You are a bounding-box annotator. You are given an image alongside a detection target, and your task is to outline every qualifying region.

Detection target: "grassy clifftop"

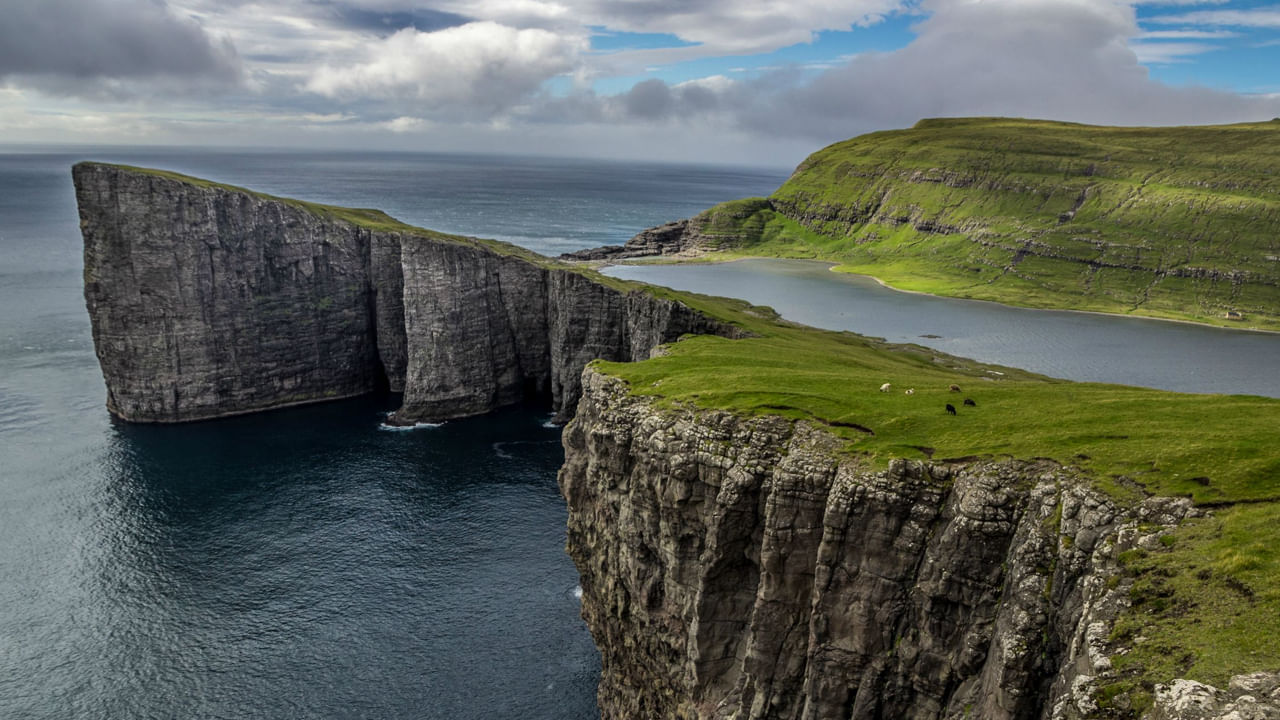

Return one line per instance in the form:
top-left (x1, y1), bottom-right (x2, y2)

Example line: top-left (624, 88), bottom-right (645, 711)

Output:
top-left (600, 287), bottom-right (1280, 714)
top-left (688, 118), bottom-right (1280, 329)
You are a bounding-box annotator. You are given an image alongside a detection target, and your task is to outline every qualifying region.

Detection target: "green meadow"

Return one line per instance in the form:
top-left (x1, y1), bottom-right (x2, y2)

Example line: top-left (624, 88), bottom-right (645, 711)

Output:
top-left (673, 117), bottom-right (1280, 331)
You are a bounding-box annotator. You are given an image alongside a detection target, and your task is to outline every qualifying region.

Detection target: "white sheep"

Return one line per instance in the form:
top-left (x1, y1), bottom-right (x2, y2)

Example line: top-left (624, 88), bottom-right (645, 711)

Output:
top-left (879, 383), bottom-right (891, 392)
top-left (905, 388), bottom-right (915, 395)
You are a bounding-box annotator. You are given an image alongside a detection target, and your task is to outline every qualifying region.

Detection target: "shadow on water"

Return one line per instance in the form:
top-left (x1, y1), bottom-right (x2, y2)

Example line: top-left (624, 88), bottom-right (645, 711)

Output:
top-left (58, 397), bottom-right (599, 720)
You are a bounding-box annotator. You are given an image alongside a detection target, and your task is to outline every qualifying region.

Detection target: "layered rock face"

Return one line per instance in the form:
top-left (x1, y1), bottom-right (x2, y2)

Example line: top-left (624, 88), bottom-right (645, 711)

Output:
top-left (560, 369), bottom-right (1196, 720)
top-left (74, 163), bottom-right (736, 423)
top-left (76, 163), bottom-right (401, 421)
top-left (561, 219), bottom-right (697, 261)
top-left (394, 240), bottom-right (734, 423)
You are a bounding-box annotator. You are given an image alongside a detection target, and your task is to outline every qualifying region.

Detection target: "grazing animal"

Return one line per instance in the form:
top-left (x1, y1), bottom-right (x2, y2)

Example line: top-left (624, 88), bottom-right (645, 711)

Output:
top-left (904, 388), bottom-right (915, 395)
top-left (946, 403), bottom-right (957, 415)
top-left (949, 384), bottom-right (961, 393)
top-left (963, 398), bottom-right (976, 407)
top-left (880, 383), bottom-right (891, 392)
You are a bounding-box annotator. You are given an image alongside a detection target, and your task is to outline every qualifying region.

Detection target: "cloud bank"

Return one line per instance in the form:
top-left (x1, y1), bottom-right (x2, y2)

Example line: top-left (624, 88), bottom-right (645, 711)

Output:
top-left (3, 0), bottom-right (1278, 163)
top-left (0, 0), bottom-right (241, 90)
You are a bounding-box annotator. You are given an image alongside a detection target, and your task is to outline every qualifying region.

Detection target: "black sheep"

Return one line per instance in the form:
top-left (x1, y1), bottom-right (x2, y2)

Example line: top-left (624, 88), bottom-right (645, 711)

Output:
top-left (946, 403), bottom-right (956, 415)
top-left (964, 398), bottom-right (976, 407)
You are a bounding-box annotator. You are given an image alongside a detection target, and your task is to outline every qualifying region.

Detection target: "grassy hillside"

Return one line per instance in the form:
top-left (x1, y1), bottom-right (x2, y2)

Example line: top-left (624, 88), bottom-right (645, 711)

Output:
top-left (682, 118), bottom-right (1280, 330)
top-left (597, 288), bottom-right (1280, 715)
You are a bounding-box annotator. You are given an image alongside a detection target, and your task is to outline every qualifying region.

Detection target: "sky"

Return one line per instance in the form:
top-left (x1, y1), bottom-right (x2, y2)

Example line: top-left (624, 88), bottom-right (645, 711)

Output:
top-left (1, 0), bottom-right (1278, 166)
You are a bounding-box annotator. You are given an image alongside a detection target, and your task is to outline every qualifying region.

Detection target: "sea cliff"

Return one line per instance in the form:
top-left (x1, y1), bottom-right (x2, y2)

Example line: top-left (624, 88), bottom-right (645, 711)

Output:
top-left (560, 369), bottom-right (1185, 719)
top-left (76, 162), bottom-right (1280, 719)
top-left (74, 162), bottom-right (736, 423)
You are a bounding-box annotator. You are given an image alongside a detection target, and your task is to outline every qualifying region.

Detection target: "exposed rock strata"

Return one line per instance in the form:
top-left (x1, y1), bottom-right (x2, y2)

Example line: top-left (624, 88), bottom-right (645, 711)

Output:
top-left (76, 163), bottom-right (399, 421)
top-left (559, 368), bottom-right (1200, 720)
top-left (561, 219), bottom-right (701, 261)
top-left (395, 239), bottom-right (736, 423)
top-left (74, 163), bottom-right (738, 423)
top-left (1149, 673), bottom-right (1280, 720)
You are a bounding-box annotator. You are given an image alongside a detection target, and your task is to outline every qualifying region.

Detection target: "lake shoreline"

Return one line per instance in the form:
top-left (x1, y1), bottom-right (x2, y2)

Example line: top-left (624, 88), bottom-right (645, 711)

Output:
top-left (599, 254), bottom-right (1280, 337)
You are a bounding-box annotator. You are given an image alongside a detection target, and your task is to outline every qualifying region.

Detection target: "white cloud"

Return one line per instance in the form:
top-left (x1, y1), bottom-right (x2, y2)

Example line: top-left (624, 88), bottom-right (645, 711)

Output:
top-left (1130, 40), bottom-right (1219, 62)
top-left (1129, 0), bottom-right (1231, 5)
top-left (673, 75), bottom-right (736, 93)
top-left (429, 0), bottom-right (906, 54)
top-left (1147, 9), bottom-right (1280, 27)
top-left (576, 0), bottom-right (1280, 145)
top-left (306, 21), bottom-right (585, 114)
top-left (384, 116), bottom-right (431, 132)
top-left (1134, 29), bottom-right (1239, 39)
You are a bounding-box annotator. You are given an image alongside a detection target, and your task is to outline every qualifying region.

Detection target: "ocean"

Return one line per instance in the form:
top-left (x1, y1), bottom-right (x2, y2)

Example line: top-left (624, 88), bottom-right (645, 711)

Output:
top-left (0, 148), bottom-right (789, 719)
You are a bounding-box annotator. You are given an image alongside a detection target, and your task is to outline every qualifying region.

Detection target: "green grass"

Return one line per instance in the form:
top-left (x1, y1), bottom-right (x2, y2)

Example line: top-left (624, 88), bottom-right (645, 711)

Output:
top-left (596, 287), bottom-right (1280, 708)
top-left (677, 118), bottom-right (1280, 331)
top-left (1105, 503), bottom-right (1280, 712)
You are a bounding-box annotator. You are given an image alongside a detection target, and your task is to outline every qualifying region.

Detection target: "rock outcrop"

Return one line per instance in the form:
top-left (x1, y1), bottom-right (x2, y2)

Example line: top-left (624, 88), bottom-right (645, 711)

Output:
top-left (74, 163), bottom-right (738, 423)
top-left (1149, 673), bottom-right (1280, 720)
top-left (561, 219), bottom-right (699, 261)
top-left (559, 368), bottom-right (1201, 720)
top-left (395, 238), bottom-right (735, 423)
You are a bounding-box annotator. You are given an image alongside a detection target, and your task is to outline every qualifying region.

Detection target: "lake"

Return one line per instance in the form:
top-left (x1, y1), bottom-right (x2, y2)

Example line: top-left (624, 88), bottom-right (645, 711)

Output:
top-left (606, 258), bottom-right (1280, 398)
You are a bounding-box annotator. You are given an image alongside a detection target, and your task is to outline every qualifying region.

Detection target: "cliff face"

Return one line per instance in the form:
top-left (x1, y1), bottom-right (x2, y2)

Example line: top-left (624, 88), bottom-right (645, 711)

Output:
top-left (74, 163), bottom-right (737, 423)
top-left (76, 163), bottom-right (400, 421)
top-left (559, 369), bottom-right (1198, 720)
top-left (393, 238), bottom-right (731, 423)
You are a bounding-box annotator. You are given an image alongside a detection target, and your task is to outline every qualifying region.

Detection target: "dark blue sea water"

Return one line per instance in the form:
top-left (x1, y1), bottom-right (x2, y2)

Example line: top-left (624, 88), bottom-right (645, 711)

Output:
top-left (0, 148), bottom-right (789, 719)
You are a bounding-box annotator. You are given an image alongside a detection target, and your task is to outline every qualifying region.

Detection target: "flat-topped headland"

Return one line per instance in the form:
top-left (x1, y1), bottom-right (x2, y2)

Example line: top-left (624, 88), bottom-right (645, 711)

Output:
top-left (75, 160), bottom-right (1280, 720)
top-left (74, 162), bottom-right (739, 425)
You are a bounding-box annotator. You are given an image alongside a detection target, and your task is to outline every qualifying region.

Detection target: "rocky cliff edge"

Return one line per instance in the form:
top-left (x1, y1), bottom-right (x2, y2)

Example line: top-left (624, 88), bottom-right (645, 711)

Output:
top-left (74, 162), bottom-right (740, 423)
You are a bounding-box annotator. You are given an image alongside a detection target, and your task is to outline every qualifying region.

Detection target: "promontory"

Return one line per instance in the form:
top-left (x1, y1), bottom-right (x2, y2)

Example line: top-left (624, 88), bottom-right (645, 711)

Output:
top-left (74, 156), bottom-right (1280, 719)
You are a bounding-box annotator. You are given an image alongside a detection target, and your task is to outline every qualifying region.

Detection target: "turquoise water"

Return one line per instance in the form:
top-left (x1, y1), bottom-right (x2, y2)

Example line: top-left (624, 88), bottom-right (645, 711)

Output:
top-left (0, 149), bottom-right (789, 719)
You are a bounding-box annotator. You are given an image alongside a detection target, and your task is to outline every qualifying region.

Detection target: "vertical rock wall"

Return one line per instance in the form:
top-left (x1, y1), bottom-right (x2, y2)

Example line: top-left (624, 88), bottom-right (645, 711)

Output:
top-left (76, 163), bottom-right (394, 421)
top-left (390, 238), bottom-right (741, 424)
top-left (74, 163), bottom-right (738, 424)
top-left (560, 369), bottom-right (1195, 720)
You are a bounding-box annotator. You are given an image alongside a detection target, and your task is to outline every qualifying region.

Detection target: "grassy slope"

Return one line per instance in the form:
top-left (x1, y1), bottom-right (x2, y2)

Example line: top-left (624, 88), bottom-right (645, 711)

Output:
top-left (684, 118), bottom-right (1280, 331)
top-left (105, 162), bottom-right (1279, 713)
top-left (599, 289), bottom-right (1280, 713)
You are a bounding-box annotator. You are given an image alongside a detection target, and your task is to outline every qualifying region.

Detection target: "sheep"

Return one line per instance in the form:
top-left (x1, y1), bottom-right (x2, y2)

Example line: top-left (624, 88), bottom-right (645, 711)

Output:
top-left (904, 388), bottom-right (915, 395)
top-left (880, 383), bottom-right (891, 392)
top-left (946, 403), bottom-right (957, 415)
top-left (963, 398), bottom-right (976, 407)
top-left (949, 384), bottom-right (962, 393)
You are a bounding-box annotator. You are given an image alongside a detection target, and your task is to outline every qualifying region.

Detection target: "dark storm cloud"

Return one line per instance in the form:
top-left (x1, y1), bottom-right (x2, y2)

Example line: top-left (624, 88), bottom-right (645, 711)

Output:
top-left (621, 79), bottom-right (675, 120)
top-left (321, 3), bottom-right (471, 35)
top-left (0, 0), bottom-right (242, 84)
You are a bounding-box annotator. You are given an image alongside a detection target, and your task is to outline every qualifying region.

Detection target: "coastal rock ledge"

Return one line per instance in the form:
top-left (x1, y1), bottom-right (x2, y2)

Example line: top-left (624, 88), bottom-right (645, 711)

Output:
top-left (560, 368), bottom-right (1216, 720)
top-left (73, 163), bottom-right (738, 424)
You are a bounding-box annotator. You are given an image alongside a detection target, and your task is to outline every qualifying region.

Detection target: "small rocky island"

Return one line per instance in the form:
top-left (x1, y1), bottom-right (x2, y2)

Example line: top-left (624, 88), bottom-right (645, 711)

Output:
top-left (75, 163), bottom-right (1280, 720)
